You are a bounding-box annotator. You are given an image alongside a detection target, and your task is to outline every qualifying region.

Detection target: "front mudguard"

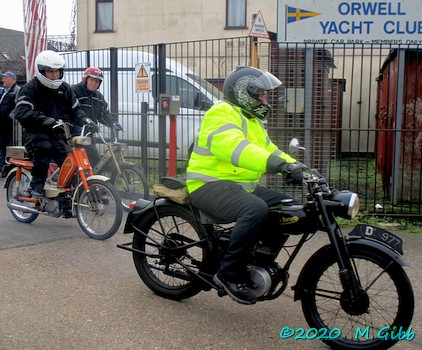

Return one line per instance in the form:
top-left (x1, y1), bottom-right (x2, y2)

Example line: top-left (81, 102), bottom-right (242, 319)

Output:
top-left (293, 238), bottom-right (407, 301)
top-left (124, 197), bottom-right (190, 234)
top-left (71, 175), bottom-right (111, 215)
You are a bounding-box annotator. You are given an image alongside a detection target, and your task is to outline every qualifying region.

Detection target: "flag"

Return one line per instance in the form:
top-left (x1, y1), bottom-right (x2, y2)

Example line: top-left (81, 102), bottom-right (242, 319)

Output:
top-left (287, 6), bottom-right (321, 24)
top-left (23, 0), bottom-right (47, 81)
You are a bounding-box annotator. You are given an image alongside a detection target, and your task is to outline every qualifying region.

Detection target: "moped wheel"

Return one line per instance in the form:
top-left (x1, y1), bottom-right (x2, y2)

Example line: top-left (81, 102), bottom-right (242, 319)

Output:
top-left (300, 245), bottom-right (414, 350)
top-left (75, 179), bottom-right (123, 240)
top-left (112, 163), bottom-right (149, 211)
top-left (132, 205), bottom-right (210, 300)
top-left (6, 172), bottom-right (39, 223)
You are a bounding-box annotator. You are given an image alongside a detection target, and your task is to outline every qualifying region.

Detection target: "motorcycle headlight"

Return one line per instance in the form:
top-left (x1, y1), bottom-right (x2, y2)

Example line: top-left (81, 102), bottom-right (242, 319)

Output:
top-left (329, 190), bottom-right (360, 219)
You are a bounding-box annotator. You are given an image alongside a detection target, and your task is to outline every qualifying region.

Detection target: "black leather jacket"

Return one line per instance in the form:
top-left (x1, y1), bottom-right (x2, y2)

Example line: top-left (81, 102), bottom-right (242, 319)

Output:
top-left (71, 82), bottom-right (113, 126)
top-left (14, 78), bottom-right (87, 135)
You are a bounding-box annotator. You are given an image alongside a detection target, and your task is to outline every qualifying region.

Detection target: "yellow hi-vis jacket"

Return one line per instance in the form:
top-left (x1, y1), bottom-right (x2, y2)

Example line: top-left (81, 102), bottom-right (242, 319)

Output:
top-left (186, 100), bottom-right (297, 194)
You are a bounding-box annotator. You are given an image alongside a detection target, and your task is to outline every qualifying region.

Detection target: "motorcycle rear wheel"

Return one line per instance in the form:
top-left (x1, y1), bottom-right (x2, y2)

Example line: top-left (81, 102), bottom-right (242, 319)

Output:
top-left (300, 246), bottom-right (414, 350)
top-left (111, 163), bottom-right (149, 212)
top-left (132, 205), bottom-right (210, 300)
top-left (75, 179), bottom-right (123, 240)
top-left (6, 172), bottom-right (39, 223)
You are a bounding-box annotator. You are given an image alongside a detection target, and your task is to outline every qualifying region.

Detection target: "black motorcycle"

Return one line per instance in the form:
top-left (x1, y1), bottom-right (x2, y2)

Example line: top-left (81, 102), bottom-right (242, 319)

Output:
top-left (118, 139), bottom-right (414, 350)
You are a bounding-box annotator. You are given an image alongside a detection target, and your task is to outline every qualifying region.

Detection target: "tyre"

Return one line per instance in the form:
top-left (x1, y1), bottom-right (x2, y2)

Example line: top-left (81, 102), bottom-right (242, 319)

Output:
top-left (6, 171), bottom-right (39, 223)
top-left (112, 163), bottom-right (149, 211)
top-left (132, 205), bottom-right (210, 300)
top-left (75, 179), bottom-right (123, 240)
top-left (300, 245), bottom-right (414, 350)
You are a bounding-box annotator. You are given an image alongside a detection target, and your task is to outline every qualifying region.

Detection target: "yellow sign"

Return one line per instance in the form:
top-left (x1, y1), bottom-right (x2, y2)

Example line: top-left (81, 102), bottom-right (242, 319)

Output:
top-left (135, 63), bottom-right (151, 93)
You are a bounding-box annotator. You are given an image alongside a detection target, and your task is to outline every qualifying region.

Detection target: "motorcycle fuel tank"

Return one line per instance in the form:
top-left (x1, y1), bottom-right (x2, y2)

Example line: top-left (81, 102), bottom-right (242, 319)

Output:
top-left (267, 204), bottom-right (308, 234)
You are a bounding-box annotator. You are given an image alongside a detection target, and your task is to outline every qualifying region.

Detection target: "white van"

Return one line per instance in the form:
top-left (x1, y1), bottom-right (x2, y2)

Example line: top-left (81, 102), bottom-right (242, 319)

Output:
top-left (61, 49), bottom-right (221, 160)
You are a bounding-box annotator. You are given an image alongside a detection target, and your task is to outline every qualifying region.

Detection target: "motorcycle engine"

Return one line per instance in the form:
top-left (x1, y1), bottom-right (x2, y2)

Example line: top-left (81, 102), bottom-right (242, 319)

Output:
top-left (42, 199), bottom-right (61, 217)
top-left (247, 266), bottom-right (272, 298)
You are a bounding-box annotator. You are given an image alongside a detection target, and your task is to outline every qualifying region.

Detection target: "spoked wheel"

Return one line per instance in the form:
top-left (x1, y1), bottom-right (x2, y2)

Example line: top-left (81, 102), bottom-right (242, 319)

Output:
top-left (300, 245), bottom-right (414, 350)
top-left (112, 164), bottom-right (149, 211)
top-left (6, 172), bottom-right (39, 223)
top-left (75, 179), bottom-right (123, 240)
top-left (132, 205), bottom-right (210, 300)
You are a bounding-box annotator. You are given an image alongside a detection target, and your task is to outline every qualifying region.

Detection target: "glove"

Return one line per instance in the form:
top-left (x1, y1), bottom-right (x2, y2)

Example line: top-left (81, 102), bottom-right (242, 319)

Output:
top-left (42, 117), bottom-right (58, 128)
top-left (283, 162), bottom-right (306, 186)
top-left (112, 122), bottom-right (123, 132)
top-left (42, 117), bottom-right (60, 133)
top-left (83, 118), bottom-right (99, 133)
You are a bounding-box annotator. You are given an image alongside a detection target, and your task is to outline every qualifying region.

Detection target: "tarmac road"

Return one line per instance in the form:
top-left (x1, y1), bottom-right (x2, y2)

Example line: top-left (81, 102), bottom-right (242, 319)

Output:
top-left (0, 177), bottom-right (420, 350)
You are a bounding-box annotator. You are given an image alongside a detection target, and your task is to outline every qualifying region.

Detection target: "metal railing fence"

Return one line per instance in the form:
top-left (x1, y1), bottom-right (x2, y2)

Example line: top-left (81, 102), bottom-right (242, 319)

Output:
top-left (11, 37), bottom-right (422, 217)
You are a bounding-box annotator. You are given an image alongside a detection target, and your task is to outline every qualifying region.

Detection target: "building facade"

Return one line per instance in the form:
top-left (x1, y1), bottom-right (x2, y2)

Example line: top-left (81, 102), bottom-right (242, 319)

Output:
top-left (76, 0), bottom-right (276, 50)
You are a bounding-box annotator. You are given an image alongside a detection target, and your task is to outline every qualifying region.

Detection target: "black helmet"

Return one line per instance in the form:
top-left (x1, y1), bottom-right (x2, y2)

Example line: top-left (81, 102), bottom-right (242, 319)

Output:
top-left (223, 66), bottom-right (282, 120)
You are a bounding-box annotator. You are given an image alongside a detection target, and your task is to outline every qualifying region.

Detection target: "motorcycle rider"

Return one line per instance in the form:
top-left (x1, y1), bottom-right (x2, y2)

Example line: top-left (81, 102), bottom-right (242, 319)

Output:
top-left (186, 66), bottom-right (306, 305)
top-left (14, 50), bottom-right (96, 198)
top-left (71, 67), bottom-right (122, 166)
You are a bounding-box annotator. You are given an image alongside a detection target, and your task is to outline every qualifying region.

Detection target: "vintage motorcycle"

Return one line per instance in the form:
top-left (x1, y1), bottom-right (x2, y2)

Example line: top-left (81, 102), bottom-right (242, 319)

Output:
top-left (118, 139), bottom-right (414, 350)
top-left (3, 121), bottom-right (123, 240)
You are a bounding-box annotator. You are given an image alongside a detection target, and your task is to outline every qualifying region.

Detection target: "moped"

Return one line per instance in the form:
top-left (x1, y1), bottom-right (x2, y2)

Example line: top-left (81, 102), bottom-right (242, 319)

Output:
top-left (3, 121), bottom-right (123, 240)
top-left (118, 138), bottom-right (414, 350)
top-left (91, 124), bottom-right (149, 211)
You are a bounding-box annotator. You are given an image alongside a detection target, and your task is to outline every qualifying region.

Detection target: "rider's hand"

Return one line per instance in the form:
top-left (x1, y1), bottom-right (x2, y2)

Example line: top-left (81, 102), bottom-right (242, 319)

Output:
top-left (42, 117), bottom-right (60, 133)
top-left (42, 117), bottom-right (58, 128)
top-left (283, 162), bottom-right (307, 186)
top-left (112, 122), bottom-right (123, 132)
top-left (83, 118), bottom-right (99, 133)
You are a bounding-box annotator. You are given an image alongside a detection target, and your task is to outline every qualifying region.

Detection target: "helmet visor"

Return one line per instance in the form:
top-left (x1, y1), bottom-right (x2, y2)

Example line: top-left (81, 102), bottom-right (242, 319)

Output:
top-left (248, 71), bottom-right (282, 94)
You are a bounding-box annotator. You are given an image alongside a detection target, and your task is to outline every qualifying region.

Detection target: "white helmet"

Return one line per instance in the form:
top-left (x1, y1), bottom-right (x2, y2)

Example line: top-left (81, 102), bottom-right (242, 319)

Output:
top-left (35, 50), bottom-right (65, 90)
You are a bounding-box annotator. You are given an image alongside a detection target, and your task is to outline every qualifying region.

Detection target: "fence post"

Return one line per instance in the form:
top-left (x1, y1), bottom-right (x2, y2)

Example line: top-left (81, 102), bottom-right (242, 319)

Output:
top-left (157, 44), bottom-right (167, 179)
top-left (109, 47), bottom-right (118, 120)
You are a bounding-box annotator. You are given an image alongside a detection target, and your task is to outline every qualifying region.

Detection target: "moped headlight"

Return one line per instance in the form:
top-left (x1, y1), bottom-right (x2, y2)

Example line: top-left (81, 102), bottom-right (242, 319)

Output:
top-left (329, 190), bottom-right (360, 219)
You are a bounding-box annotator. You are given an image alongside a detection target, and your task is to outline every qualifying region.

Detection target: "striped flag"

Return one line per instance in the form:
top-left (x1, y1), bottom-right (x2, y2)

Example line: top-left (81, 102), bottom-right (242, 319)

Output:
top-left (287, 6), bottom-right (321, 24)
top-left (23, 0), bottom-right (47, 81)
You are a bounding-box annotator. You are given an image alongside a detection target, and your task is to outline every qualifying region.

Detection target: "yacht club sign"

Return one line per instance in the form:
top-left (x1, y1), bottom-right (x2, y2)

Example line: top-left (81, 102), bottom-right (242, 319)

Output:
top-left (277, 0), bottom-right (422, 44)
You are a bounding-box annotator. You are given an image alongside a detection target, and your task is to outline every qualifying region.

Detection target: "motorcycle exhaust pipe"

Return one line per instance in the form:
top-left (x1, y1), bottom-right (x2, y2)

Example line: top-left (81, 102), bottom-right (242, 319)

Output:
top-left (7, 202), bottom-right (44, 215)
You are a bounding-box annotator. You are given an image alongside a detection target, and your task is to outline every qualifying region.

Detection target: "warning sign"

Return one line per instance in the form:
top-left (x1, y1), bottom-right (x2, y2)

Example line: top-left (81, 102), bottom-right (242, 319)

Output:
top-left (137, 65), bottom-right (148, 77)
top-left (249, 11), bottom-right (270, 39)
top-left (135, 63), bottom-right (151, 93)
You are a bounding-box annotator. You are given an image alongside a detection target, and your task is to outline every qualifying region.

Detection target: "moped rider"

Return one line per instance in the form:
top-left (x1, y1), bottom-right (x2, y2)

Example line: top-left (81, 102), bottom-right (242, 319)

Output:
top-left (71, 67), bottom-right (122, 166)
top-left (14, 50), bottom-right (95, 198)
top-left (186, 66), bottom-right (306, 305)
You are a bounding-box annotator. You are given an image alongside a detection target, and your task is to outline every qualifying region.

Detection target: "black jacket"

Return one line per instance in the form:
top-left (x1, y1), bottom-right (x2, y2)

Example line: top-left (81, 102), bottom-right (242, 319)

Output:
top-left (0, 83), bottom-right (20, 122)
top-left (14, 78), bottom-right (87, 135)
top-left (71, 82), bottom-right (113, 126)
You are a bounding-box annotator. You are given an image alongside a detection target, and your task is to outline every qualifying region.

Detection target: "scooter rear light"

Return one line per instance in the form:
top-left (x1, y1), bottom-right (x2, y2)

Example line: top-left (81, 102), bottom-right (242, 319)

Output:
top-left (129, 201), bottom-right (136, 209)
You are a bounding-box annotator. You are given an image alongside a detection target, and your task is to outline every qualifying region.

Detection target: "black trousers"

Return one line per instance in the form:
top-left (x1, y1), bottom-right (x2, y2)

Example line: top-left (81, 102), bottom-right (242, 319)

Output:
top-left (189, 180), bottom-right (295, 282)
top-left (24, 133), bottom-right (69, 191)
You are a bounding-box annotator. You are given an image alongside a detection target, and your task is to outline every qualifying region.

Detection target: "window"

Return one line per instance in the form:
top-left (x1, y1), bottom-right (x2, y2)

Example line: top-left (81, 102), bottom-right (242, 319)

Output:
top-left (226, 0), bottom-right (247, 28)
top-left (96, 0), bottom-right (113, 32)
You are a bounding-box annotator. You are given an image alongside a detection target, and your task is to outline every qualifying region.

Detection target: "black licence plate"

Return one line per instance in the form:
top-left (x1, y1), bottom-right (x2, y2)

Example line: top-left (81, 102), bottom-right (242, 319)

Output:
top-left (348, 224), bottom-right (403, 255)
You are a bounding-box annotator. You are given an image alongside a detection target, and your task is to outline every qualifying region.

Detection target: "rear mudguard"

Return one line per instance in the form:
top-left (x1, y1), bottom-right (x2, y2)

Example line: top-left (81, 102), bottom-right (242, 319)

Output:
top-left (4, 167), bottom-right (32, 189)
top-left (293, 239), bottom-right (407, 301)
top-left (124, 197), bottom-right (192, 234)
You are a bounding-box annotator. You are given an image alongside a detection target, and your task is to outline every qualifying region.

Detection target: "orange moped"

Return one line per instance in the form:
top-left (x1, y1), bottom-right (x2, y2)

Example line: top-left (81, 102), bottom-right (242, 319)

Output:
top-left (3, 121), bottom-right (123, 240)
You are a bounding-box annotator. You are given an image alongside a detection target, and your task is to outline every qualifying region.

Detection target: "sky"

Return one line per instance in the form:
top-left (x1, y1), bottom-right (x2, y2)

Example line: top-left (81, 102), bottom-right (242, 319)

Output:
top-left (0, 0), bottom-right (74, 36)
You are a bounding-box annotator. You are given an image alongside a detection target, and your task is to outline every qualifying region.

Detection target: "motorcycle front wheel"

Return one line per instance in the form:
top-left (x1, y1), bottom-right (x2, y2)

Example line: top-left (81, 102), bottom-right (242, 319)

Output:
top-left (300, 245), bottom-right (414, 350)
top-left (112, 163), bottom-right (149, 211)
top-left (6, 172), bottom-right (39, 223)
top-left (75, 179), bottom-right (123, 240)
top-left (132, 205), bottom-right (210, 300)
